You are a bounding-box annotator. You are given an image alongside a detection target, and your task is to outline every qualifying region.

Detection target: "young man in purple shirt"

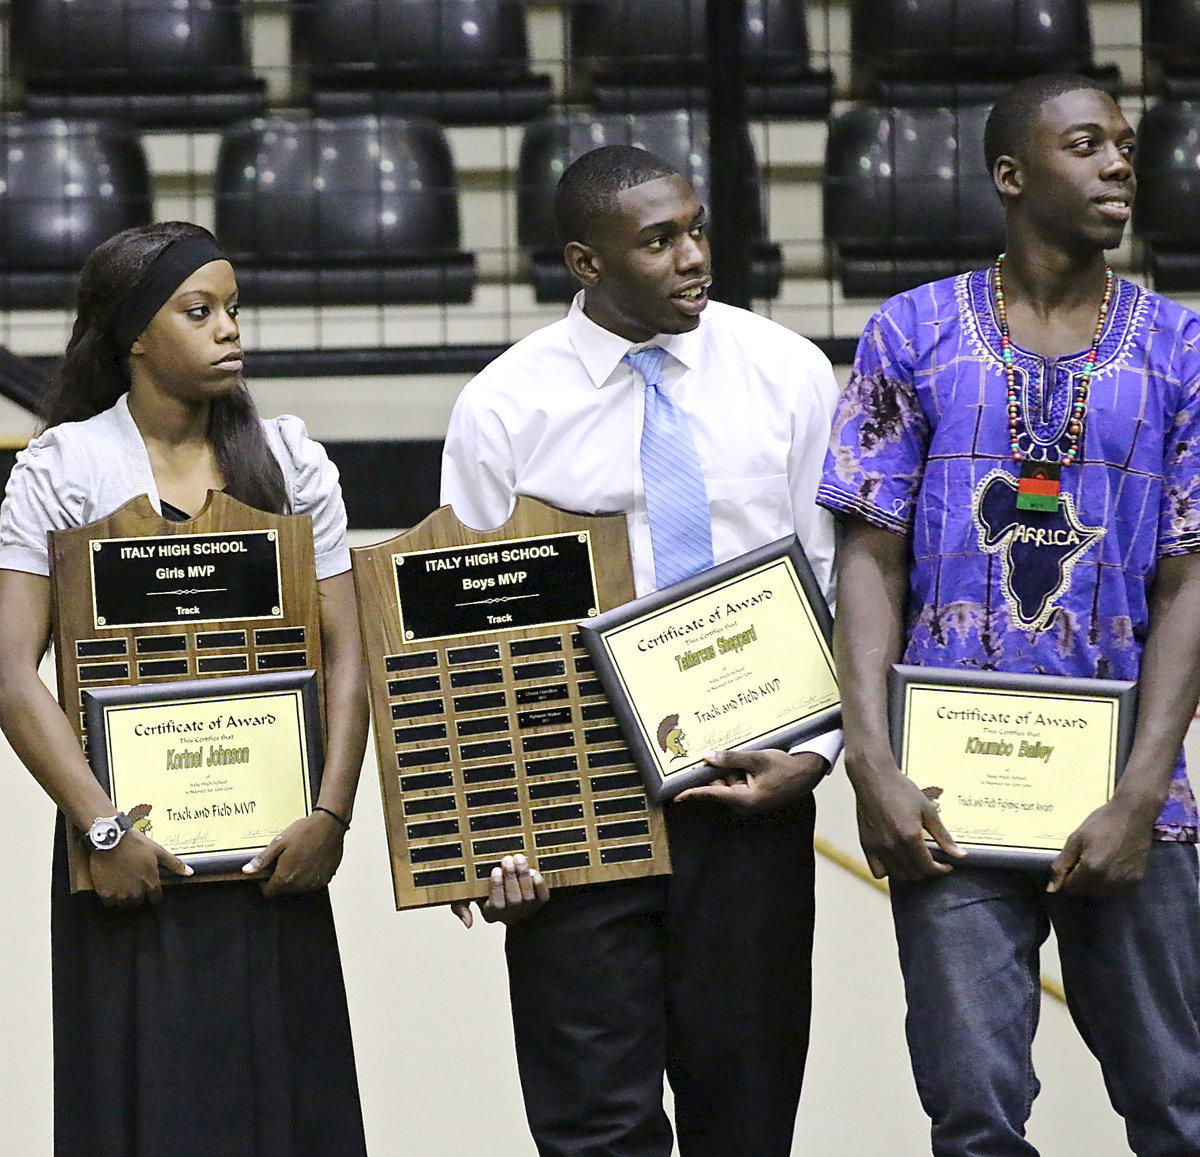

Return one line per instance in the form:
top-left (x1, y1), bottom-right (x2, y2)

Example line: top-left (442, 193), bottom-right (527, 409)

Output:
top-left (820, 74), bottom-right (1200, 1155)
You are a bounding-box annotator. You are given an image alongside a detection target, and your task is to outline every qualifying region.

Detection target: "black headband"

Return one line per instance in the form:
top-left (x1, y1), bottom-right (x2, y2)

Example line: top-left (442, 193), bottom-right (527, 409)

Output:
top-left (112, 235), bottom-right (228, 350)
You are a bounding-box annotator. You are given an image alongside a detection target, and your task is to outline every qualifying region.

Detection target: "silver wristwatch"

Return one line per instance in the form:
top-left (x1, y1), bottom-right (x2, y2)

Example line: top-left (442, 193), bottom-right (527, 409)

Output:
top-left (83, 813), bottom-right (133, 851)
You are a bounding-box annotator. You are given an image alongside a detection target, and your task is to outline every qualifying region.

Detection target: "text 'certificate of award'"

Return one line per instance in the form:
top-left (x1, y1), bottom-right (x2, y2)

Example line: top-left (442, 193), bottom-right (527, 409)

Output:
top-left (581, 538), bottom-right (840, 801)
top-left (84, 671), bottom-right (324, 874)
top-left (888, 665), bottom-right (1137, 868)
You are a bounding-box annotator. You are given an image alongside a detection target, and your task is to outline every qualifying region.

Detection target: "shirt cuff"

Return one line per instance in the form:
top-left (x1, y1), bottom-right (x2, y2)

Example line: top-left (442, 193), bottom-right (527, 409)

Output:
top-left (787, 727), bottom-right (843, 771)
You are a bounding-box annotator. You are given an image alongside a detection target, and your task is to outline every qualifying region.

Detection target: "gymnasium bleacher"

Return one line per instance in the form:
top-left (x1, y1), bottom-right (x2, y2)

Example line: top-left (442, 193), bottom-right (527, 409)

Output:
top-left (0, 1), bottom-right (1193, 529)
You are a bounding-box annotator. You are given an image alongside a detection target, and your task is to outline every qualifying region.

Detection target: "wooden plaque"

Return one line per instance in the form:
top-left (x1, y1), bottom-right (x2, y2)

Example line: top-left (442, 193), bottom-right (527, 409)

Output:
top-left (352, 497), bottom-right (672, 910)
top-left (50, 491), bottom-right (324, 892)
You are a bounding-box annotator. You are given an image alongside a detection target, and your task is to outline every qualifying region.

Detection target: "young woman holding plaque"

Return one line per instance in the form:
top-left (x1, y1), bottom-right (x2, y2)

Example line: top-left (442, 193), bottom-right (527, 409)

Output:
top-left (0, 222), bottom-right (369, 1156)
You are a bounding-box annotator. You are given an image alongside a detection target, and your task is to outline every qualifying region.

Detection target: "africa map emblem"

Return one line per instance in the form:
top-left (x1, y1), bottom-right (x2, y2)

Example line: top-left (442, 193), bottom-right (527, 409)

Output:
top-left (973, 469), bottom-right (1105, 632)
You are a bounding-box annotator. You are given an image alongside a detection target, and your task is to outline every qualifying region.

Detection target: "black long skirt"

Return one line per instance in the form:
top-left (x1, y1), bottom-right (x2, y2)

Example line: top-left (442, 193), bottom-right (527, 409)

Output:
top-left (50, 820), bottom-right (367, 1157)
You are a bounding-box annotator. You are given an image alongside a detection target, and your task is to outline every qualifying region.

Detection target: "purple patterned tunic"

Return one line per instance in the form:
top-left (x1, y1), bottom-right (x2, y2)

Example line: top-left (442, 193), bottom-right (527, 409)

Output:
top-left (820, 270), bottom-right (1200, 839)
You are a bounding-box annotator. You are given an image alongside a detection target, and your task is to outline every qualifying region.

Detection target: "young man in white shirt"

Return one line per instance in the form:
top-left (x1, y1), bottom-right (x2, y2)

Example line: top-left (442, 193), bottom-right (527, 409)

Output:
top-left (440, 145), bottom-right (839, 1157)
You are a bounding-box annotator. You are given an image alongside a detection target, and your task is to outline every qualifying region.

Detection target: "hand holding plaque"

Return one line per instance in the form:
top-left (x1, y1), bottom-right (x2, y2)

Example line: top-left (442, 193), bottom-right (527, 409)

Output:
top-left (50, 491), bottom-right (327, 890)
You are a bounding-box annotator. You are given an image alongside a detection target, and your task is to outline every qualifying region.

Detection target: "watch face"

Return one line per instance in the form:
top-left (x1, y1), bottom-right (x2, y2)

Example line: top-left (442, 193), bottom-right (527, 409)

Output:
top-left (88, 818), bottom-right (122, 850)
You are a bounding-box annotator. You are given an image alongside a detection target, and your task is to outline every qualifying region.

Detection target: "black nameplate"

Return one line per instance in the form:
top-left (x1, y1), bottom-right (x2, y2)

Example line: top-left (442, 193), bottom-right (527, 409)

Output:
top-left (386, 651), bottom-right (438, 672)
top-left (472, 836), bottom-right (524, 857)
top-left (392, 697), bottom-right (444, 719)
top-left (594, 795), bottom-right (644, 815)
top-left (403, 794), bottom-right (456, 816)
top-left (532, 803), bottom-right (584, 824)
top-left (393, 532), bottom-right (598, 641)
top-left (76, 639), bottom-right (127, 658)
top-left (601, 844), bottom-right (653, 864)
top-left (397, 747), bottom-right (451, 768)
top-left (137, 658), bottom-right (189, 678)
top-left (135, 634), bottom-right (186, 654)
top-left (526, 755), bottom-right (579, 776)
top-left (401, 770), bottom-right (455, 791)
top-left (535, 827), bottom-right (587, 848)
top-left (509, 636), bottom-right (563, 657)
top-left (516, 683), bottom-right (569, 705)
top-left (591, 772), bottom-right (643, 792)
top-left (587, 750), bottom-right (631, 770)
top-left (410, 842), bottom-right (463, 864)
top-left (466, 787), bottom-right (519, 808)
top-left (469, 811), bottom-right (522, 832)
top-left (448, 643), bottom-right (500, 665)
top-left (412, 866), bottom-right (466, 887)
top-left (459, 738), bottom-right (513, 760)
top-left (597, 819), bottom-right (650, 841)
top-left (457, 715), bottom-right (510, 737)
top-left (197, 630), bottom-right (246, 649)
top-left (255, 626), bottom-right (305, 647)
top-left (523, 730), bottom-right (574, 752)
top-left (518, 707), bottom-right (573, 729)
top-left (528, 778), bottom-right (580, 799)
top-left (537, 850), bottom-right (591, 871)
top-left (393, 722), bottom-right (448, 744)
top-left (406, 818), bottom-right (460, 839)
top-left (256, 650), bottom-right (306, 671)
top-left (454, 691), bottom-right (507, 712)
top-left (198, 654), bottom-right (248, 674)
top-left (90, 530), bottom-right (281, 629)
top-left (389, 675), bottom-right (441, 696)
top-left (462, 762), bottom-right (517, 785)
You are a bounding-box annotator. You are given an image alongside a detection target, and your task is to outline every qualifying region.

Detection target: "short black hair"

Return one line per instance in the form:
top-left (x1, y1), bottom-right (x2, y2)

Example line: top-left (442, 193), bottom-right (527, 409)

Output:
top-left (983, 73), bottom-right (1105, 173)
top-left (554, 145), bottom-right (682, 249)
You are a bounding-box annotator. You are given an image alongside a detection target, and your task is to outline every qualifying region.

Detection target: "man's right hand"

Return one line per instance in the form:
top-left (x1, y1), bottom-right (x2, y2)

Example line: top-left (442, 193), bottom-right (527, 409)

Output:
top-left (88, 828), bottom-right (193, 908)
top-left (851, 761), bottom-right (966, 881)
top-left (450, 853), bottom-right (549, 928)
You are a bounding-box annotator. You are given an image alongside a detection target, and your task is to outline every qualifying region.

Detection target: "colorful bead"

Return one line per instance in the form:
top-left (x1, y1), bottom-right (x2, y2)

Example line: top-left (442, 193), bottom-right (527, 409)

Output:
top-left (993, 254), bottom-right (1110, 470)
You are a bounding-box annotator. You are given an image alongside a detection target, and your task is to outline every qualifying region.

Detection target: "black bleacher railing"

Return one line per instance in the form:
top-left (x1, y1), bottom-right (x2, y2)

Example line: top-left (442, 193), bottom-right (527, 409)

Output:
top-left (0, 1), bottom-right (1191, 525)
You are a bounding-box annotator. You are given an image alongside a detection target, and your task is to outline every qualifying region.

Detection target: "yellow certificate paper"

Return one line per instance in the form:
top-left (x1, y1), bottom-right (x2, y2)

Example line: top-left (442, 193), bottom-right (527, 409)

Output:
top-left (84, 672), bottom-right (322, 874)
top-left (581, 538), bottom-right (840, 800)
top-left (889, 664), bottom-right (1137, 867)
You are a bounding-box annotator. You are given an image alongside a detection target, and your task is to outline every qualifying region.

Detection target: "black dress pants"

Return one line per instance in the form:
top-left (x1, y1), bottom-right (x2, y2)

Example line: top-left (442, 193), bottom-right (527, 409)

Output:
top-left (506, 793), bottom-right (817, 1157)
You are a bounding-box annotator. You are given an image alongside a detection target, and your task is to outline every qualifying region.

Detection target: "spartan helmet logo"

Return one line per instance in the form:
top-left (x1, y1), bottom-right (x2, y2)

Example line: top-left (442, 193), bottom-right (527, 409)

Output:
top-left (656, 713), bottom-right (688, 760)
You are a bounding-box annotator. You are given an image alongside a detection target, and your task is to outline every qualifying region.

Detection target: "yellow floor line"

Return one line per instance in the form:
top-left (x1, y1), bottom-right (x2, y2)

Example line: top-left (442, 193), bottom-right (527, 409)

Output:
top-left (814, 835), bottom-right (1066, 1003)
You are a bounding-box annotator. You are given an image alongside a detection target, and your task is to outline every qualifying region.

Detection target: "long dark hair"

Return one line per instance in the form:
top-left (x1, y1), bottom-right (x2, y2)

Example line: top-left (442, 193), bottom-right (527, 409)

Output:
top-left (40, 221), bottom-right (288, 515)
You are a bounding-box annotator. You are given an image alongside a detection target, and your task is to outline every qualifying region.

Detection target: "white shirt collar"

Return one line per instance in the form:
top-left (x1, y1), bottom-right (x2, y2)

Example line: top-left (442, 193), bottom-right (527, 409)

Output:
top-left (565, 291), bottom-right (705, 389)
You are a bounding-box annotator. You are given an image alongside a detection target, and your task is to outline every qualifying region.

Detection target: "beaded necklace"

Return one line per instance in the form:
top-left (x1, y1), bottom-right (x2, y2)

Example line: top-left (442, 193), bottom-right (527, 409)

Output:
top-left (992, 252), bottom-right (1113, 512)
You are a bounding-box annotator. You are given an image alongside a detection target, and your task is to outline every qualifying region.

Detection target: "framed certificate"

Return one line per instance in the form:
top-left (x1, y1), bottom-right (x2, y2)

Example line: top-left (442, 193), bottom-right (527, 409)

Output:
top-left (579, 537), bottom-right (840, 801)
top-left (83, 671), bottom-right (324, 875)
top-left (888, 664), bottom-right (1137, 868)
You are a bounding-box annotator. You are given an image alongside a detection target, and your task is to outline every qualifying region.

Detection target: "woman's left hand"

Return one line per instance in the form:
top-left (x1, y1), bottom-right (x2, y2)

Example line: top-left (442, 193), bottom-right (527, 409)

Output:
top-left (242, 809), bottom-right (347, 896)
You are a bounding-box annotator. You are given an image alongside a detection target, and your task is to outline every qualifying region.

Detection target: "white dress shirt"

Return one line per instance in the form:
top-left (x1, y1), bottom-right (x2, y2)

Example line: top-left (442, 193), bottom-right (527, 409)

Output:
top-left (0, 393), bottom-right (350, 580)
top-left (441, 293), bottom-right (841, 765)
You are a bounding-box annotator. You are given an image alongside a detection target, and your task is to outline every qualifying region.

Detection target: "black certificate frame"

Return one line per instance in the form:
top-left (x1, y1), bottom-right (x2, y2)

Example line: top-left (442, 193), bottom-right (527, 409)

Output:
top-left (888, 664), bottom-right (1138, 869)
top-left (579, 536), bottom-right (840, 802)
top-left (83, 670), bottom-right (325, 876)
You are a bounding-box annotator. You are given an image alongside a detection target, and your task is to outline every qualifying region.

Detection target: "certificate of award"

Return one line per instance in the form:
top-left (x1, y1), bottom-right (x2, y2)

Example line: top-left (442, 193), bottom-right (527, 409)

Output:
top-left (888, 665), bottom-right (1137, 867)
top-left (84, 671), bottom-right (324, 874)
top-left (580, 537), bottom-right (840, 801)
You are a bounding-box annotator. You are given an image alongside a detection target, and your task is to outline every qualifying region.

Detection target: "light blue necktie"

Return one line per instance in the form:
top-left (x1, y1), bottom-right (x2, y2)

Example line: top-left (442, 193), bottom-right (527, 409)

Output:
top-left (625, 347), bottom-right (715, 589)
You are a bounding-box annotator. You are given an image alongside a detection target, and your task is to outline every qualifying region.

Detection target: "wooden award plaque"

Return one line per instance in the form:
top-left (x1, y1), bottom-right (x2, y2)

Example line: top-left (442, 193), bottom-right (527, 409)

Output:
top-left (49, 491), bottom-right (324, 892)
top-left (352, 497), bottom-right (672, 910)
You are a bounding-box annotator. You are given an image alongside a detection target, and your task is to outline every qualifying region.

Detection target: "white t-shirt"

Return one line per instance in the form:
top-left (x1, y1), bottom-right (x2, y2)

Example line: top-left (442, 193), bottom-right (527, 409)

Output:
top-left (0, 392), bottom-right (350, 580)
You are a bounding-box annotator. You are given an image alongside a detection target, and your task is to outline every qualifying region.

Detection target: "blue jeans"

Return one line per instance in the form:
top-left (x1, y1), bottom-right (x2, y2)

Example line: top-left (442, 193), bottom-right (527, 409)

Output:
top-left (890, 842), bottom-right (1200, 1157)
